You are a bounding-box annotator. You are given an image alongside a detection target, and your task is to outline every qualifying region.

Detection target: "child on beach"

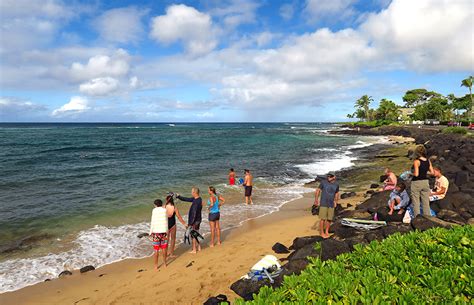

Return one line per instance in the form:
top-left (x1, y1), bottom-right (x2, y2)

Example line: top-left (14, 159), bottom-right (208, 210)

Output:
top-left (165, 195), bottom-right (187, 258)
top-left (382, 167), bottom-right (397, 191)
top-left (429, 166), bottom-right (449, 202)
top-left (229, 168), bottom-right (236, 185)
top-left (149, 199), bottom-right (171, 269)
top-left (207, 186), bottom-right (225, 247)
top-left (387, 182), bottom-right (410, 215)
top-left (177, 188), bottom-right (203, 254)
top-left (314, 173), bottom-right (339, 238)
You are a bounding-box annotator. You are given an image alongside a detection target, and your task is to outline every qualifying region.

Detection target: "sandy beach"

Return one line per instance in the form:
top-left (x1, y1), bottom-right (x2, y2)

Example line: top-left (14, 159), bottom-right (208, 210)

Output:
top-left (0, 136), bottom-right (414, 305)
top-left (0, 193), bottom-right (322, 305)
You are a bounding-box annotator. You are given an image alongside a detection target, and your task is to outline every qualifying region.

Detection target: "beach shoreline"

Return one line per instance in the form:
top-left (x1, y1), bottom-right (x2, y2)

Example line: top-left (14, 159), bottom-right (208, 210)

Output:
top-left (0, 134), bottom-right (414, 304)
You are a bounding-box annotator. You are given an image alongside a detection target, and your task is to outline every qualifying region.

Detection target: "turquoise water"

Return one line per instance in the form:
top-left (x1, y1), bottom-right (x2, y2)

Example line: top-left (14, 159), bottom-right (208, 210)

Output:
top-left (0, 123), bottom-right (376, 292)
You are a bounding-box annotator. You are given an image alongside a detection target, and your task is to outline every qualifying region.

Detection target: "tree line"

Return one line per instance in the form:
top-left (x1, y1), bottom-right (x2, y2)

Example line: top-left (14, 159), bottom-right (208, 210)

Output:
top-left (347, 76), bottom-right (473, 123)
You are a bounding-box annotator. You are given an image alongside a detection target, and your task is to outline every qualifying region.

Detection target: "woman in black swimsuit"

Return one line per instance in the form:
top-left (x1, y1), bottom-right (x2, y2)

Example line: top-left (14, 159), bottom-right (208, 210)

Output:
top-left (165, 195), bottom-right (186, 258)
top-left (410, 145), bottom-right (434, 216)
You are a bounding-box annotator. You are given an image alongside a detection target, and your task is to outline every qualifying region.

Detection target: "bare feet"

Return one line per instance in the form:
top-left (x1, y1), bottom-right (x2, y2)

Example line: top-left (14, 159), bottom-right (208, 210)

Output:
top-left (388, 211), bottom-right (393, 215)
top-left (398, 210), bottom-right (404, 215)
top-left (217, 242), bottom-right (221, 245)
top-left (168, 254), bottom-right (177, 258)
top-left (210, 244), bottom-right (214, 248)
top-left (189, 251), bottom-right (197, 254)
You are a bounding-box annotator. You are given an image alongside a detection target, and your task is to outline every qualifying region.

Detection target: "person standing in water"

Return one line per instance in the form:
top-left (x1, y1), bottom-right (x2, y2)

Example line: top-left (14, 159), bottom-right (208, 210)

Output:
top-left (243, 169), bottom-right (253, 205)
top-left (207, 186), bottom-right (225, 247)
top-left (165, 195), bottom-right (186, 258)
top-left (149, 199), bottom-right (171, 269)
top-left (228, 168), bottom-right (236, 185)
top-left (177, 188), bottom-right (203, 254)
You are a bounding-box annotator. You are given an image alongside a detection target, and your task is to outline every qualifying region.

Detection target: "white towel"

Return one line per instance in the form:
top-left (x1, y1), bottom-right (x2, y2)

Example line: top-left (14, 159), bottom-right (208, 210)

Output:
top-left (149, 207), bottom-right (168, 234)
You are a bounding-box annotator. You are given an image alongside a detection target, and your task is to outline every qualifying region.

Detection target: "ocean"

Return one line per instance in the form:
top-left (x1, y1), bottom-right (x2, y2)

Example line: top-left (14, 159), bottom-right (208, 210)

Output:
top-left (0, 123), bottom-right (381, 293)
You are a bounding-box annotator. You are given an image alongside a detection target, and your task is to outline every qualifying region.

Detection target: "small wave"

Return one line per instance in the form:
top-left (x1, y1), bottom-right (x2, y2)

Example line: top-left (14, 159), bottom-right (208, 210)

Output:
top-left (296, 153), bottom-right (355, 176)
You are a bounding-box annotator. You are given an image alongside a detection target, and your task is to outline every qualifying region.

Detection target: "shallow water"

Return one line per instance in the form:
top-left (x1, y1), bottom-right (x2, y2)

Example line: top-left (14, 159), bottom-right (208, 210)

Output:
top-left (0, 123), bottom-right (381, 292)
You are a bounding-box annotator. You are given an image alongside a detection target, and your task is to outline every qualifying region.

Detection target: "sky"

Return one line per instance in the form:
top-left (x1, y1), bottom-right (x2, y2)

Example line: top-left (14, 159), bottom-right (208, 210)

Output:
top-left (0, 0), bottom-right (473, 122)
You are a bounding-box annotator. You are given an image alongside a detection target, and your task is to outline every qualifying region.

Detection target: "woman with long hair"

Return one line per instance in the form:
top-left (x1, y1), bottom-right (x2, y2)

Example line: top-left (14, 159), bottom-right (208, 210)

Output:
top-left (165, 194), bottom-right (186, 257)
top-left (410, 145), bottom-right (434, 216)
top-left (207, 186), bottom-right (225, 247)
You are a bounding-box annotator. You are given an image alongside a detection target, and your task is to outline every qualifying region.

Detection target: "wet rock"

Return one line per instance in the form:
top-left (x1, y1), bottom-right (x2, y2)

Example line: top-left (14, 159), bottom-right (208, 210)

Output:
top-left (370, 183), bottom-right (380, 189)
top-left (411, 215), bottom-right (456, 231)
top-left (58, 270), bottom-right (72, 278)
top-left (289, 236), bottom-right (323, 251)
top-left (80, 265), bottom-right (95, 273)
top-left (137, 233), bottom-right (148, 239)
top-left (44, 279), bottom-right (51, 282)
top-left (272, 242), bottom-right (290, 254)
top-left (320, 239), bottom-right (351, 261)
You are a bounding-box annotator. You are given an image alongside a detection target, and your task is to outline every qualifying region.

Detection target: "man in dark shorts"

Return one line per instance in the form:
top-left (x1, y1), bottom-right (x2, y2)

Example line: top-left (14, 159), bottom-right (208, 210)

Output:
top-left (177, 187), bottom-right (203, 253)
top-left (243, 169), bottom-right (253, 205)
top-left (313, 173), bottom-right (339, 238)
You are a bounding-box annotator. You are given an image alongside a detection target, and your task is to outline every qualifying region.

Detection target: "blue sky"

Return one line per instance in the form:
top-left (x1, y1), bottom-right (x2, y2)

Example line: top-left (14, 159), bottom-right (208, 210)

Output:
top-left (0, 0), bottom-right (472, 122)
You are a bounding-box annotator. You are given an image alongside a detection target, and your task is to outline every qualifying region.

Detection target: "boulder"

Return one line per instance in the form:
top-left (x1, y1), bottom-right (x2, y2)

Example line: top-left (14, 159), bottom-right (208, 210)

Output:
top-left (230, 278), bottom-right (269, 301)
top-left (289, 236), bottom-right (324, 251)
top-left (455, 171), bottom-right (469, 186)
top-left (80, 265), bottom-right (95, 273)
top-left (364, 231), bottom-right (384, 243)
top-left (329, 221), bottom-right (360, 239)
top-left (282, 258), bottom-right (310, 275)
top-left (463, 163), bottom-right (474, 174)
top-left (336, 209), bottom-right (371, 220)
top-left (411, 215), bottom-right (456, 231)
top-left (319, 239), bottom-right (351, 261)
top-left (340, 192), bottom-right (351, 199)
top-left (366, 190), bottom-right (375, 195)
top-left (344, 235), bottom-right (367, 250)
top-left (381, 224), bottom-right (412, 238)
top-left (272, 242), bottom-right (290, 254)
top-left (375, 207), bottom-right (404, 222)
top-left (356, 191), bottom-right (390, 212)
top-left (335, 204), bottom-right (344, 214)
top-left (289, 243), bottom-right (320, 261)
top-left (436, 210), bottom-right (466, 225)
top-left (380, 175), bottom-right (388, 183)
top-left (349, 192), bottom-right (357, 197)
top-left (137, 233), bottom-right (148, 239)
top-left (203, 294), bottom-right (229, 305)
top-left (370, 183), bottom-right (380, 189)
top-left (58, 270), bottom-right (72, 278)
top-left (460, 212), bottom-right (472, 221)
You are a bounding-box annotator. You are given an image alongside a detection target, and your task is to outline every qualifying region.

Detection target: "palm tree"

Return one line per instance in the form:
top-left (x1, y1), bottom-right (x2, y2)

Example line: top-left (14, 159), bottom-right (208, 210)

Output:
top-left (355, 95), bottom-right (373, 121)
top-left (461, 76), bottom-right (473, 120)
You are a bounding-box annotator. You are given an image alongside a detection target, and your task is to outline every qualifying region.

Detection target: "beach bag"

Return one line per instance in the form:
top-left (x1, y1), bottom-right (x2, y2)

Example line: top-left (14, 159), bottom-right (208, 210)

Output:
top-left (403, 210), bottom-right (412, 223)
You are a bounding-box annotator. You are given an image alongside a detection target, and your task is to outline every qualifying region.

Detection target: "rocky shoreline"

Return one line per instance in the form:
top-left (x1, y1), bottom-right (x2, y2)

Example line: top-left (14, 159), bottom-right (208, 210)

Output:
top-left (211, 126), bottom-right (473, 303)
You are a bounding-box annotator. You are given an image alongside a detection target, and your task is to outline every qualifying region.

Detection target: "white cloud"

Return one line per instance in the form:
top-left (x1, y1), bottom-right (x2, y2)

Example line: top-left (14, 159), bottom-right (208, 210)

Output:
top-left (94, 7), bottom-right (147, 44)
top-left (209, 0), bottom-right (261, 28)
top-left (0, 97), bottom-right (48, 119)
top-left (279, 3), bottom-right (295, 21)
top-left (51, 96), bottom-right (90, 116)
top-left (150, 4), bottom-right (217, 56)
top-left (304, 0), bottom-right (355, 20)
top-left (79, 77), bottom-right (119, 96)
top-left (69, 49), bottom-right (130, 82)
top-left (361, 0), bottom-right (474, 72)
top-left (197, 111), bottom-right (215, 118)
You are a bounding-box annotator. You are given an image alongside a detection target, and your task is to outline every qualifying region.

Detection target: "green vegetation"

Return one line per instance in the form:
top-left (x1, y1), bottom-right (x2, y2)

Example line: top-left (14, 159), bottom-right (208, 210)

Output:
top-left (442, 126), bottom-right (468, 135)
top-left (347, 76), bottom-right (473, 124)
top-left (237, 225), bottom-right (473, 304)
top-left (345, 120), bottom-right (397, 128)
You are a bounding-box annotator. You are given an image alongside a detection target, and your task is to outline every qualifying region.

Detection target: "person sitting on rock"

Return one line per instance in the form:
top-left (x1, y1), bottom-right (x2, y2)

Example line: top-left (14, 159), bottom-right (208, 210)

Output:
top-left (429, 166), bottom-right (449, 202)
top-left (382, 167), bottom-right (397, 191)
top-left (388, 182), bottom-right (410, 215)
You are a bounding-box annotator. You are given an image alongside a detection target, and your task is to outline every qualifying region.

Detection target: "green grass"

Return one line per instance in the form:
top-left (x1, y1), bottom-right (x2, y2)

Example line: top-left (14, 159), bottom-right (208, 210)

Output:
top-left (236, 225), bottom-right (473, 304)
top-left (442, 126), bottom-right (468, 135)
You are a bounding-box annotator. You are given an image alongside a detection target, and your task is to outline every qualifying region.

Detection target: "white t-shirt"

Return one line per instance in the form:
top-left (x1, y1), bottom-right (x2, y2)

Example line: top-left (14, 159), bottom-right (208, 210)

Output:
top-left (433, 175), bottom-right (449, 199)
top-left (150, 207), bottom-right (168, 234)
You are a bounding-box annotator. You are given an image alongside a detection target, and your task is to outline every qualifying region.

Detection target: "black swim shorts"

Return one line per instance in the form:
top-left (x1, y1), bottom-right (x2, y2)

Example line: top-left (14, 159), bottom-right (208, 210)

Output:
top-left (209, 212), bottom-right (220, 221)
top-left (245, 185), bottom-right (253, 197)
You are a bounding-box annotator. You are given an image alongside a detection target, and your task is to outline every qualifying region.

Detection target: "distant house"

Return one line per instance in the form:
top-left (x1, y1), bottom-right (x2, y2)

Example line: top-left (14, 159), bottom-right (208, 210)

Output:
top-left (398, 107), bottom-right (415, 123)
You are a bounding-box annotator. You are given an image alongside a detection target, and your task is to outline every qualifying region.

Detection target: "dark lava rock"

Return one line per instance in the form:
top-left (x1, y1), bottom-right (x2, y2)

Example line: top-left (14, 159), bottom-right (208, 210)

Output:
top-left (436, 209), bottom-right (466, 225)
top-left (366, 190), bottom-right (375, 195)
top-left (137, 233), bottom-right (148, 239)
top-left (335, 204), bottom-right (344, 213)
top-left (283, 258), bottom-right (310, 275)
top-left (344, 235), bottom-right (367, 250)
top-left (468, 218), bottom-right (474, 225)
top-left (364, 230), bottom-right (384, 243)
top-left (203, 294), bottom-right (230, 305)
top-left (411, 215), bottom-right (455, 231)
top-left (272, 242), bottom-right (290, 254)
top-left (320, 239), bottom-right (351, 261)
top-left (80, 265), bottom-right (95, 273)
top-left (375, 207), bottom-right (404, 222)
top-left (340, 192), bottom-right (351, 199)
top-left (370, 183), bottom-right (380, 189)
top-left (455, 171), bottom-right (470, 186)
top-left (380, 175), bottom-right (388, 183)
top-left (44, 279), bottom-right (51, 282)
top-left (463, 163), bottom-right (474, 173)
top-left (381, 224), bottom-right (412, 238)
top-left (230, 278), bottom-right (269, 301)
top-left (289, 235), bottom-right (323, 251)
top-left (329, 221), bottom-right (360, 239)
top-left (289, 243), bottom-right (320, 261)
top-left (356, 191), bottom-right (390, 212)
top-left (58, 270), bottom-right (72, 278)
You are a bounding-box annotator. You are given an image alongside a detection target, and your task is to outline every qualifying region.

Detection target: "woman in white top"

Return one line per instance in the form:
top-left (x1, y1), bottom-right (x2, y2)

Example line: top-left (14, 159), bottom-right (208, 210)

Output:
top-left (149, 199), bottom-right (173, 269)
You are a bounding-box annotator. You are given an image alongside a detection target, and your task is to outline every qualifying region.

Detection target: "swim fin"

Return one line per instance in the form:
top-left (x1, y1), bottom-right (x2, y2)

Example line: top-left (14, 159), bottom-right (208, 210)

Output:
top-left (190, 229), bottom-right (204, 244)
